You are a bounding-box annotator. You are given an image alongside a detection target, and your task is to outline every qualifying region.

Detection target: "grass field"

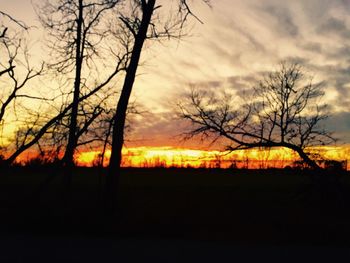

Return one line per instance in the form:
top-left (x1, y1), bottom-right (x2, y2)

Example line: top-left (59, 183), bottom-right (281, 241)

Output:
top-left (0, 167), bottom-right (350, 247)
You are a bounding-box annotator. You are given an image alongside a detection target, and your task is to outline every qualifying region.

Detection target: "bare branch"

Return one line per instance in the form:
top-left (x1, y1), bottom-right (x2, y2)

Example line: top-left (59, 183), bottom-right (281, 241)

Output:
top-left (0, 11), bottom-right (29, 30)
top-left (180, 63), bottom-right (334, 169)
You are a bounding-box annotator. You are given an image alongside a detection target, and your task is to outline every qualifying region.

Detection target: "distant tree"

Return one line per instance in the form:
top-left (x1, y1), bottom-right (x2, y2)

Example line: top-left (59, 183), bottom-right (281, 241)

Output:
top-left (180, 63), bottom-right (335, 170)
top-left (106, 0), bottom-right (211, 213)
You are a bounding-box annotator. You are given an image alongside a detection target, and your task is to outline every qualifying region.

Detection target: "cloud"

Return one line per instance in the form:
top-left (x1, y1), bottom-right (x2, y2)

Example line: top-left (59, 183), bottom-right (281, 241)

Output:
top-left (126, 111), bottom-right (187, 148)
top-left (132, 0), bottom-right (350, 144)
top-left (298, 42), bottom-right (323, 54)
top-left (317, 17), bottom-right (350, 38)
top-left (300, 62), bottom-right (350, 111)
top-left (323, 111), bottom-right (350, 142)
top-left (263, 5), bottom-right (299, 37)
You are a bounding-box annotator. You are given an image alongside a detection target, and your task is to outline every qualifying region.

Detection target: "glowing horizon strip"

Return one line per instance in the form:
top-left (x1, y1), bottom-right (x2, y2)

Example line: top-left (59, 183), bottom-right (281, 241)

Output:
top-left (76, 145), bottom-right (350, 170)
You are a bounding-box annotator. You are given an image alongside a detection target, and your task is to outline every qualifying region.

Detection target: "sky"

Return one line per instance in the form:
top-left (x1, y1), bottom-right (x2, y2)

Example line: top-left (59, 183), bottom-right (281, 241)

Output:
top-left (2, 0), bottom-right (350, 152)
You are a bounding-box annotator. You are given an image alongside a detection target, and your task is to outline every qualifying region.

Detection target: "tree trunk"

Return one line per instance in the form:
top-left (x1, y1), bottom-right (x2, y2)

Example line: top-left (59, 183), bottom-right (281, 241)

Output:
top-left (61, 0), bottom-right (84, 188)
top-left (282, 142), bottom-right (321, 170)
top-left (294, 147), bottom-right (321, 170)
top-left (105, 0), bottom-right (155, 214)
top-left (3, 63), bottom-right (120, 167)
top-left (250, 142), bottom-right (322, 170)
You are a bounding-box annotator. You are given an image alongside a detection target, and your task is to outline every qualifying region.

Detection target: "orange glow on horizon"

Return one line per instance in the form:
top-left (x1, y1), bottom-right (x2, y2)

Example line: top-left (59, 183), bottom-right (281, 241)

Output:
top-left (76, 145), bottom-right (350, 170)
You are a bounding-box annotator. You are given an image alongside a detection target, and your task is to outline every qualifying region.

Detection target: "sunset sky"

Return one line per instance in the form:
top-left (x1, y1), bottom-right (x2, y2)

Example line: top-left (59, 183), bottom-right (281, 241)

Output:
top-left (1, 0), bottom-right (350, 166)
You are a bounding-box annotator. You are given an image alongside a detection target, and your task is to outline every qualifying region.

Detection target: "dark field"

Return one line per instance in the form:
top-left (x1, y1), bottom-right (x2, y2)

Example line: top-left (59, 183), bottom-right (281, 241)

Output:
top-left (1, 167), bottom-right (350, 261)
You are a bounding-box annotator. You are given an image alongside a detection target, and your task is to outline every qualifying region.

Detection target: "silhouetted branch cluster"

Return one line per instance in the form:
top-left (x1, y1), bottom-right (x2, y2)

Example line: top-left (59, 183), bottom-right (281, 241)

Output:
top-left (0, 11), bottom-right (28, 39)
top-left (36, 0), bottom-right (119, 73)
top-left (1, 0), bottom-right (210, 180)
top-left (117, 0), bottom-right (210, 41)
top-left (0, 12), bottom-right (45, 159)
top-left (180, 63), bottom-right (335, 169)
top-left (2, 57), bottom-right (125, 165)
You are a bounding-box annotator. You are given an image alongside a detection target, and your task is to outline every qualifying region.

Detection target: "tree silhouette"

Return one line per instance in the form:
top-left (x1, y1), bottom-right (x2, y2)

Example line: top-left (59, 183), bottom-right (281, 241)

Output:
top-left (106, 0), bottom-right (210, 213)
top-left (2, 56), bottom-right (126, 166)
top-left (0, 11), bottom-right (44, 160)
top-left (36, 0), bottom-right (119, 171)
top-left (180, 63), bottom-right (335, 169)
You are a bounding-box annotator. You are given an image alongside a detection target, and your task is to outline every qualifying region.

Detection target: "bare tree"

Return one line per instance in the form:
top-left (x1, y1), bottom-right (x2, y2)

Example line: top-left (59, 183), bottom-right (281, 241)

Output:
top-left (0, 11), bottom-right (45, 160)
top-left (1, 11), bottom-right (34, 118)
top-left (36, 0), bottom-right (120, 170)
top-left (106, 0), bottom-right (210, 213)
top-left (180, 63), bottom-right (335, 170)
top-left (0, 4), bottom-right (135, 168)
top-left (2, 55), bottom-right (127, 166)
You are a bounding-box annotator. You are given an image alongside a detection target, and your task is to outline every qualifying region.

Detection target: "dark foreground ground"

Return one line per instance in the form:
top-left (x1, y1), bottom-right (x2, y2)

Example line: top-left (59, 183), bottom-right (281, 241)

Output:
top-left (0, 167), bottom-right (350, 262)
